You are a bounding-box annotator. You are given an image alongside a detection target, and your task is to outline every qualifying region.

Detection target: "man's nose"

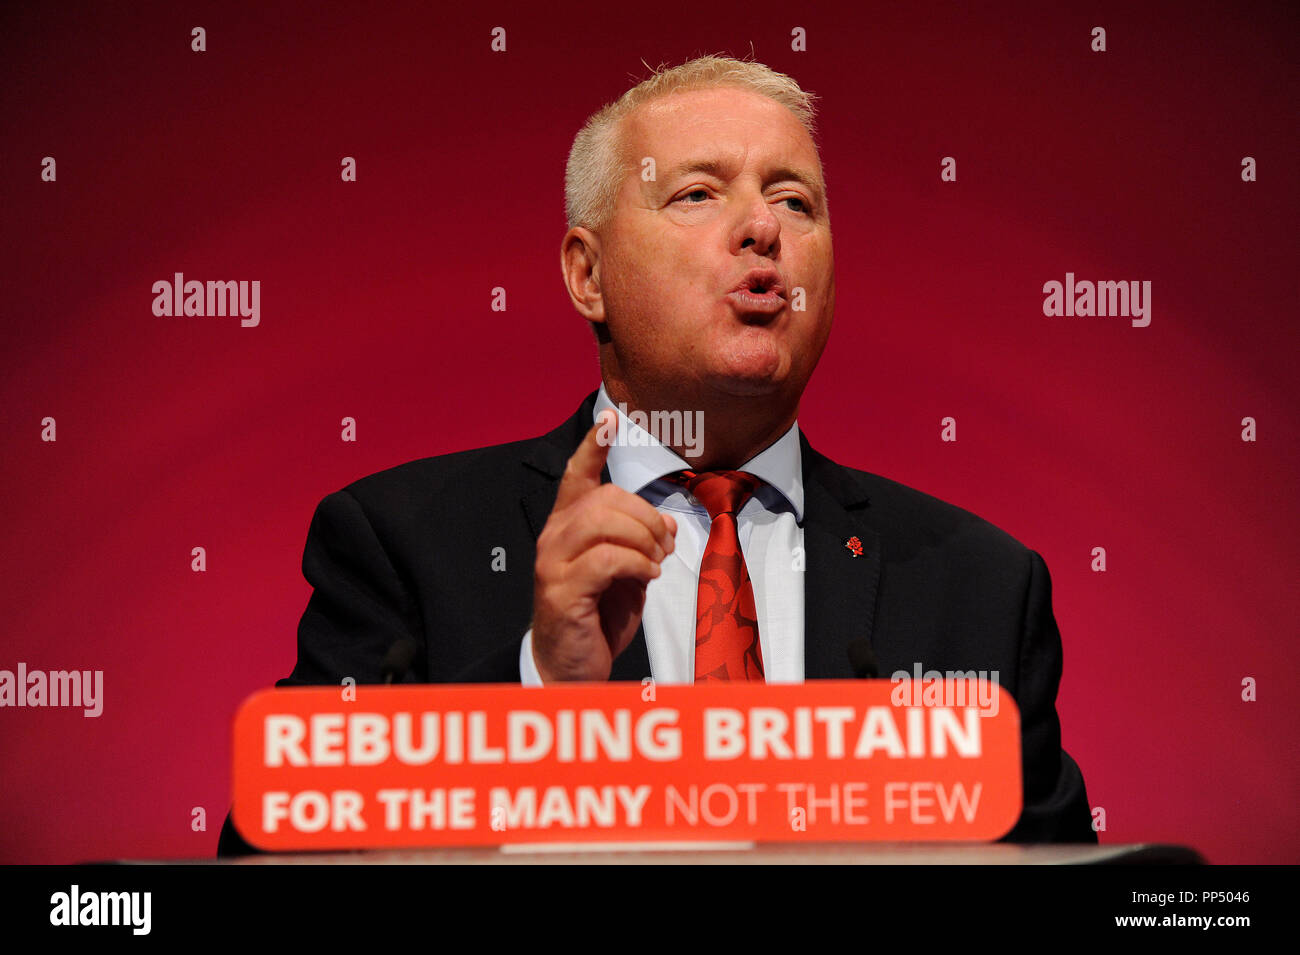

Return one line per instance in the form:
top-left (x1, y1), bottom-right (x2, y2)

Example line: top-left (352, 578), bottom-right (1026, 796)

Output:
top-left (732, 193), bottom-right (781, 256)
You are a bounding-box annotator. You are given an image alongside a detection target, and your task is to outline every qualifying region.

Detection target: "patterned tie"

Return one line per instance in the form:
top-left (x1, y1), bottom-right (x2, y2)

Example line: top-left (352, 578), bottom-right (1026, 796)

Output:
top-left (666, 470), bottom-right (765, 682)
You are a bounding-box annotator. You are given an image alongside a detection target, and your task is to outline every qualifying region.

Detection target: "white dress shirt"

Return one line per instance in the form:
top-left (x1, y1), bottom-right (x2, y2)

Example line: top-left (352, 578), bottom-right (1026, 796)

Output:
top-left (520, 384), bottom-right (805, 685)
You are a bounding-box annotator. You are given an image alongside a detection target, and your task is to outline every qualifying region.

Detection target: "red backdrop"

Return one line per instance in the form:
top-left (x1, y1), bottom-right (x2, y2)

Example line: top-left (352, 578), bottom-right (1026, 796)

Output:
top-left (1, 0), bottom-right (1296, 863)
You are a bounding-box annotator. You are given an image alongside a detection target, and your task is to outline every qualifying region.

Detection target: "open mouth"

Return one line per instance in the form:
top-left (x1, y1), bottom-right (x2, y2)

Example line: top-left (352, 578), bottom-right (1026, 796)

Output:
top-left (727, 269), bottom-right (786, 316)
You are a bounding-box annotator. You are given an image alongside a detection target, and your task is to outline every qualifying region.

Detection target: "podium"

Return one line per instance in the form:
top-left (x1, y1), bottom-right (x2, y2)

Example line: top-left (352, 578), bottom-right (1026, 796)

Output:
top-left (198, 842), bottom-right (1202, 865)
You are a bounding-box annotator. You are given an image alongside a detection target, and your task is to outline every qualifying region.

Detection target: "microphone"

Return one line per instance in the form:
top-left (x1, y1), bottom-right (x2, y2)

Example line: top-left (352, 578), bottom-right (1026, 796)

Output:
top-left (847, 637), bottom-right (878, 679)
top-left (380, 637), bottom-right (418, 684)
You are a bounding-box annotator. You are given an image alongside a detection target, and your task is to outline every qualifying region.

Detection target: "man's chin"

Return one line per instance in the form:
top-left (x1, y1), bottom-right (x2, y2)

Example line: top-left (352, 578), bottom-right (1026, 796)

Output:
top-left (704, 344), bottom-right (790, 396)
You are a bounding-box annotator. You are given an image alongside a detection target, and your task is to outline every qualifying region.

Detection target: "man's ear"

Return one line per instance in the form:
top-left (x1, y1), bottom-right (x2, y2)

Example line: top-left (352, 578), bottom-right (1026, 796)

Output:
top-left (560, 226), bottom-right (607, 328)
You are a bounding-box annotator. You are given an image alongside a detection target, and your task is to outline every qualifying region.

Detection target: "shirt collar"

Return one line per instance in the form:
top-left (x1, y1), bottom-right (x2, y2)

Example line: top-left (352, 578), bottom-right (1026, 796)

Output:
top-left (593, 383), bottom-right (804, 520)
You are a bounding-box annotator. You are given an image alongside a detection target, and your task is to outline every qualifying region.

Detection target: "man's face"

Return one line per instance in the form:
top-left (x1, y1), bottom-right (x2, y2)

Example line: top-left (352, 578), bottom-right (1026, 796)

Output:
top-left (596, 85), bottom-right (835, 402)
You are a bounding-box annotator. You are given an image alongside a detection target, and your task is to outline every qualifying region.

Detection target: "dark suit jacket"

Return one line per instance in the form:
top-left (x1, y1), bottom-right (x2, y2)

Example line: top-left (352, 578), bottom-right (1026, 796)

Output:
top-left (219, 389), bottom-right (1095, 854)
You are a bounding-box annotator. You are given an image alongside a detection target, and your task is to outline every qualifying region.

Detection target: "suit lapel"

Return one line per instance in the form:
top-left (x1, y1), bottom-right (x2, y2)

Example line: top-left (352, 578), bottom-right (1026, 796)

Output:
top-left (520, 391), bottom-right (652, 680)
top-left (800, 434), bottom-right (882, 679)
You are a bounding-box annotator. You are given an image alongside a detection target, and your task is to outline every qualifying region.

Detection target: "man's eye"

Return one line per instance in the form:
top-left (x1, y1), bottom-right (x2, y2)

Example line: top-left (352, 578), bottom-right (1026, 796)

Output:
top-left (782, 196), bottom-right (809, 213)
top-left (675, 189), bottom-right (710, 204)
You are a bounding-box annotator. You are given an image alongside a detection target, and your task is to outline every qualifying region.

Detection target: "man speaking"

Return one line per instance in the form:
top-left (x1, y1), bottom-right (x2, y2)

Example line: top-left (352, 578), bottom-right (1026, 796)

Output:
top-left (220, 55), bottom-right (1094, 853)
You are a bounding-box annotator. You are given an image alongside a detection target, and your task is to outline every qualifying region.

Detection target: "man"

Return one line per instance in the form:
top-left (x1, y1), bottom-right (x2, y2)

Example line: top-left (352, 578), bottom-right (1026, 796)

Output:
top-left (219, 55), bottom-right (1094, 854)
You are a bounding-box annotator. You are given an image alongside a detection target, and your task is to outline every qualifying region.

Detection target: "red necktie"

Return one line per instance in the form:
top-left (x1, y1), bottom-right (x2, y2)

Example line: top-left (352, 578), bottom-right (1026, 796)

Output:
top-left (667, 470), bottom-right (765, 682)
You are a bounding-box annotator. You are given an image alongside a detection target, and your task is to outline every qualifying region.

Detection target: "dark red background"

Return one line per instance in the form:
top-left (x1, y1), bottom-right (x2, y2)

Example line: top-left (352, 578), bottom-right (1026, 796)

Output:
top-left (1, 0), bottom-right (1296, 864)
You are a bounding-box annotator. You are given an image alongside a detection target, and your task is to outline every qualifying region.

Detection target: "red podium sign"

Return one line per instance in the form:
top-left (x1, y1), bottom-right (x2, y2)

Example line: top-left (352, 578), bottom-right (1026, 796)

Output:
top-left (231, 680), bottom-right (1021, 850)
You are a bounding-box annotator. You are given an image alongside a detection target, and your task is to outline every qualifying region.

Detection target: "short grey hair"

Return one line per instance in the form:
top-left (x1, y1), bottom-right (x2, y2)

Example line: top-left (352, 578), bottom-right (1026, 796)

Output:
top-left (564, 55), bottom-right (821, 231)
